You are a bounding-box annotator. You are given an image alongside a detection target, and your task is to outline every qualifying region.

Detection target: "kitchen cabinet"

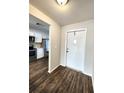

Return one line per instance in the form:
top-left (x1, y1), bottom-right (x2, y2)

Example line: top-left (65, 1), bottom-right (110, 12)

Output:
top-left (37, 48), bottom-right (44, 59)
top-left (35, 32), bottom-right (42, 43)
top-left (29, 31), bottom-right (35, 36)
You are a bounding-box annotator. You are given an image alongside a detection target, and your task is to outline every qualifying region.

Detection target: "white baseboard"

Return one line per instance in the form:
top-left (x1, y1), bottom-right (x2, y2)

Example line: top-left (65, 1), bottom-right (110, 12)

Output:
top-left (84, 72), bottom-right (94, 85)
top-left (48, 64), bottom-right (60, 73)
top-left (60, 64), bottom-right (65, 67)
top-left (83, 72), bottom-right (92, 77)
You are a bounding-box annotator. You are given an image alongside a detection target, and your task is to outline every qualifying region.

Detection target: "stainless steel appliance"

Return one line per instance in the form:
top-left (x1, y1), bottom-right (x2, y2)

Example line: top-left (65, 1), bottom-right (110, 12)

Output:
top-left (29, 36), bottom-right (35, 43)
top-left (29, 44), bottom-right (37, 62)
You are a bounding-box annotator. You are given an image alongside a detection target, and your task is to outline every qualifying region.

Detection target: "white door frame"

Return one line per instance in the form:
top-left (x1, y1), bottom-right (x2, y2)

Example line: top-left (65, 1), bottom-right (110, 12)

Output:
top-left (65, 28), bottom-right (87, 72)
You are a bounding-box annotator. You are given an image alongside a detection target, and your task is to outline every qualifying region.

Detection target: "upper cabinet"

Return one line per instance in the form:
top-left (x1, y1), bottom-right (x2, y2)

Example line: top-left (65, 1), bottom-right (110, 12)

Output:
top-left (35, 32), bottom-right (42, 43)
top-left (29, 31), bottom-right (35, 36)
top-left (29, 28), bottom-right (48, 43)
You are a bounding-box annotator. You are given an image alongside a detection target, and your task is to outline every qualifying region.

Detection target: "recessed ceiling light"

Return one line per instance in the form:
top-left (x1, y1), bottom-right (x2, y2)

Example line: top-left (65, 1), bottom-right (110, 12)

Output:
top-left (56, 0), bottom-right (68, 6)
top-left (36, 23), bottom-right (41, 25)
top-left (36, 23), bottom-right (44, 26)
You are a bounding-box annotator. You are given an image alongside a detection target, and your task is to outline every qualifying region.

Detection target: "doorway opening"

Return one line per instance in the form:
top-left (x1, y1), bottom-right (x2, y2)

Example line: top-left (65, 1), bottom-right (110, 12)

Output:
top-left (65, 29), bottom-right (87, 72)
top-left (29, 14), bottom-right (50, 71)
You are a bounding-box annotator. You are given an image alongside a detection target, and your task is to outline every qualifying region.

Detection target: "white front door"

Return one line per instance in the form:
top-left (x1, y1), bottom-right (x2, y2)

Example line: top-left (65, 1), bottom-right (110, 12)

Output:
top-left (66, 30), bottom-right (86, 72)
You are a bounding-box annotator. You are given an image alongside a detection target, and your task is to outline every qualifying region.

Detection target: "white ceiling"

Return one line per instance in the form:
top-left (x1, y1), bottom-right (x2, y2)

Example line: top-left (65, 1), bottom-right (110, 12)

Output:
top-left (30, 0), bottom-right (94, 26)
top-left (29, 14), bottom-right (49, 32)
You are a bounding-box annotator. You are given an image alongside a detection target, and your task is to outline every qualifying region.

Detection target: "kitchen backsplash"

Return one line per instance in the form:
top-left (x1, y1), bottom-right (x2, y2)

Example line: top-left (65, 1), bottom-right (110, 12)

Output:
top-left (34, 43), bottom-right (43, 48)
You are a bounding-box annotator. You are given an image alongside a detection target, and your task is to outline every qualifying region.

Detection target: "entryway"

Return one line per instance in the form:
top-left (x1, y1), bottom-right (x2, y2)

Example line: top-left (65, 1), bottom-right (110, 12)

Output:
top-left (66, 29), bottom-right (86, 72)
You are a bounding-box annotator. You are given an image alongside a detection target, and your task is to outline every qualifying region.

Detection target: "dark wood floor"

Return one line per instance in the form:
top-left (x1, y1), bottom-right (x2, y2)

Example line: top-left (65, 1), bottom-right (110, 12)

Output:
top-left (29, 58), bottom-right (94, 93)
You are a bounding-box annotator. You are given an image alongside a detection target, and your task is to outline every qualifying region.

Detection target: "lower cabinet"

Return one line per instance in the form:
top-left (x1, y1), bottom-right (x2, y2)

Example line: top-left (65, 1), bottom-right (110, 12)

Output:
top-left (37, 48), bottom-right (44, 59)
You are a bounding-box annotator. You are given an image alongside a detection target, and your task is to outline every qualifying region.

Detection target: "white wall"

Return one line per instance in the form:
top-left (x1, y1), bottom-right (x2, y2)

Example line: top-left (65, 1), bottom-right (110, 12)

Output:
top-left (29, 4), bottom-right (61, 73)
top-left (60, 20), bottom-right (94, 80)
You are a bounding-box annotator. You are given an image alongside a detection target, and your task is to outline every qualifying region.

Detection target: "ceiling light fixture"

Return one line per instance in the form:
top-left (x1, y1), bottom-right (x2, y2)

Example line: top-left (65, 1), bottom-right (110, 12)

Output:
top-left (56, 0), bottom-right (68, 6)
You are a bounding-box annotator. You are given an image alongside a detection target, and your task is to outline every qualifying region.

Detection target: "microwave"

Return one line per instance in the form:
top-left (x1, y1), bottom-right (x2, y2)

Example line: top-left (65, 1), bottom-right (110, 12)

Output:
top-left (29, 36), bottom-right (35, 43)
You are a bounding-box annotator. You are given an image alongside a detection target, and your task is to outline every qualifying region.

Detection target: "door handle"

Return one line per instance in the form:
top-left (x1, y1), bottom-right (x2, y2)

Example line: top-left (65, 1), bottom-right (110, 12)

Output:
top-left (66, 50), bottom-right (69, 52)
top-left (66, 48), bottom-right (69, 53)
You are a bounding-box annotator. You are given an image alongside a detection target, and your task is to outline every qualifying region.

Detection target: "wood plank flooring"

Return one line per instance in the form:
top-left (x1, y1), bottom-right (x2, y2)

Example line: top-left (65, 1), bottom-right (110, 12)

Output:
top-left (29, 58), bottom-right (94, 93)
